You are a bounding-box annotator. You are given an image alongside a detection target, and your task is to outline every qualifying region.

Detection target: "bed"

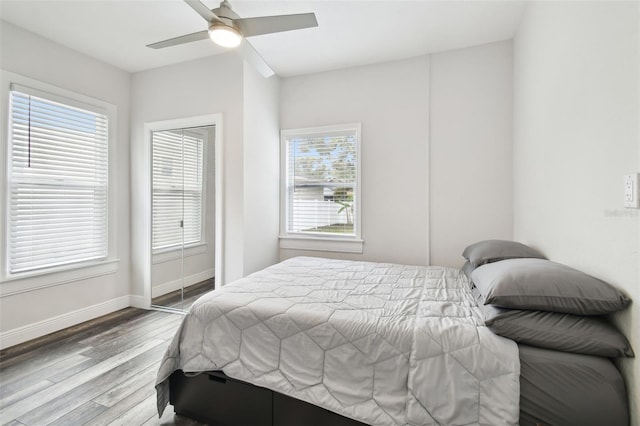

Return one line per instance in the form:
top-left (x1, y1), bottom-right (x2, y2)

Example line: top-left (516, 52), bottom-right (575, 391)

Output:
top-left (156, 255), bottom-right (630, 425)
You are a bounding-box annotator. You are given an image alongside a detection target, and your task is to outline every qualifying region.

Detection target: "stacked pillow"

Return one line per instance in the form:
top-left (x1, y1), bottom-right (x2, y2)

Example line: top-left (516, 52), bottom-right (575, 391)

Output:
top-left (462, 240), bottom-right (634, 358)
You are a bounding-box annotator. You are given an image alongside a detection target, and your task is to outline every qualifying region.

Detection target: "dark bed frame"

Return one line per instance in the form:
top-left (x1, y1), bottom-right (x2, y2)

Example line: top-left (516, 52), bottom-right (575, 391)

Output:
top-left (169, 370), bottom-right (369, 426)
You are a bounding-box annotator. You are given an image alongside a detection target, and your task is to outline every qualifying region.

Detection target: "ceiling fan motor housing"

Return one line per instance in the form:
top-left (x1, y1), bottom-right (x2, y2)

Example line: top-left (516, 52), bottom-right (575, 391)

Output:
top-left (213, 1), bottom-right (240, 20)
top-left (209, 18), bottom-right (240, 34)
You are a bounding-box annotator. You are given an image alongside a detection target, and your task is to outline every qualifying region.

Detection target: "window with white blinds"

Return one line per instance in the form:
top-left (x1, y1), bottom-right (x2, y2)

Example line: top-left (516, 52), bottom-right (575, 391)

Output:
top-left (282, 124), bottom-right (361, 238)
top-left (152, 130), bottom-right (204, 251)
top-left (7, 88), bottom-right (109, 274)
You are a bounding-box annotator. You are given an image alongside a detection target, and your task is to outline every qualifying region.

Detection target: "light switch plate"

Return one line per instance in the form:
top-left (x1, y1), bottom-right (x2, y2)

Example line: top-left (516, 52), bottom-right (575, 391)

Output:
top-left (624, 173), bottom-right (640, 208)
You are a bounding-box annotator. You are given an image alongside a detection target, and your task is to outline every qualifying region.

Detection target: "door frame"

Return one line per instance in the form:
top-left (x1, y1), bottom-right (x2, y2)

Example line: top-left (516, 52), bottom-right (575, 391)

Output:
top-left (140, 114), bottom-right (224, 309)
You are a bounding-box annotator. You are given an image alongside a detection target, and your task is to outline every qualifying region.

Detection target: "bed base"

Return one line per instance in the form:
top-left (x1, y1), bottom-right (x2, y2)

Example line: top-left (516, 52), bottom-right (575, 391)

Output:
top-left (169, 370), bottom-right (368, 426)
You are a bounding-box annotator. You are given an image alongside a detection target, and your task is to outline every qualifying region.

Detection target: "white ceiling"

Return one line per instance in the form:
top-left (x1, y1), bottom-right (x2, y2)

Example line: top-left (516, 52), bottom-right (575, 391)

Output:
top-left (0, 0), bottom-right (526, 77)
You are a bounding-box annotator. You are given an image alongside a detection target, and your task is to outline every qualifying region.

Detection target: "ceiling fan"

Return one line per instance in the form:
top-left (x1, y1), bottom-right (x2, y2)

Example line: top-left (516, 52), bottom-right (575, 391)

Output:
top-left (147, 0), bottom-right (318, 78)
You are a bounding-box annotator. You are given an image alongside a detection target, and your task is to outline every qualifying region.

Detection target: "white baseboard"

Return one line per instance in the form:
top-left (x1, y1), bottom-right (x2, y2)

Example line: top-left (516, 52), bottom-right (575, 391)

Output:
top-left (0, 295), bottom-right (130, 350)
top-left (129, 295), bottom-right (149, 310)
top-left (151, 268), bottom-right (214, 298)
top-left (1, 270), bottom-right (215, 350)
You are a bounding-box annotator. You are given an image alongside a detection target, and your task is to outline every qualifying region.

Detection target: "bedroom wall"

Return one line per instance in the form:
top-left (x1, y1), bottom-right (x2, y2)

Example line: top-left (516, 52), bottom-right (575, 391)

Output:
top-left (512, 2), bottom-right (640, 424)
top-left (0, 22), bottom-right (131, 346)
top-left (279, 56), bottom-right (430, 266)
top-left (130, 54), bottom-right (281, 293)
top-left (429, 40), bottom-right (513, 267)
top-left (243, 64), bottom-right (280, 276)
top-left (130, 53), bottom-right (245, 293)
top-left (0, 24), bottom-right (280, 344)
top-left (279, 42), bottom-right (514, 267)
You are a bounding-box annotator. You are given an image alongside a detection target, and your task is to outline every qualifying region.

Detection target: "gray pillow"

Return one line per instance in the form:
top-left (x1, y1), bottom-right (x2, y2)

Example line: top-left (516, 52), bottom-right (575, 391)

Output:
top-left (461, 261), bottom-right (474, 282)
top-left (471, 258), bottom-right (631, 315)
top-left (479, 304), bottom-right (634, 357)
top-left (462, 239), bottom-right (546, 268)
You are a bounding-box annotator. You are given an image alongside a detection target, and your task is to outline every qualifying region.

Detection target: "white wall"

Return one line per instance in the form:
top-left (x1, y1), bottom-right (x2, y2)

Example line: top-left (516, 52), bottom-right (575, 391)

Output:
top-left (0, 22), bottom-right (131, 344)
top-left (430, 40), bottom-right (514, 267)
top-left (243, 64), bottom-right (280, 276)
top-left (279, 44), bottom-right (514, 267)
top-left (130, 53), bottom-right (244, 293)
top-left (0, 23), bottom-right (280, 344)
top-left (130, 54), bottom-right (281, 295)
top-left (279, 56), bottom-right (430, 266)
top-left (513, 2), bottom-right (640, 424)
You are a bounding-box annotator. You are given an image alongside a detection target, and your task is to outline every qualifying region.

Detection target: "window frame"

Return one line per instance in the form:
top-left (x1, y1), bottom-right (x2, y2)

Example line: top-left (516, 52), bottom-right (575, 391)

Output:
top-left (279, 123), bottom-right (363, 253)
top-left (0, 71), bottom-right (118, 287)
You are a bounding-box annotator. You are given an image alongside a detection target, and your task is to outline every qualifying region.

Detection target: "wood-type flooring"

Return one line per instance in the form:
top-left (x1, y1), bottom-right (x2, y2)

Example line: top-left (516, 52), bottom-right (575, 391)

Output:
top-left (0, 282), bottom-right (213, 425)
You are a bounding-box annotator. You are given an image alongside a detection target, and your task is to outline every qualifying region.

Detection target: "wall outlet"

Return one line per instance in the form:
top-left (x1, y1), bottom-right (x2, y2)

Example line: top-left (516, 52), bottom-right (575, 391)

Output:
top-left (624, 173), bottom-right (640, 208)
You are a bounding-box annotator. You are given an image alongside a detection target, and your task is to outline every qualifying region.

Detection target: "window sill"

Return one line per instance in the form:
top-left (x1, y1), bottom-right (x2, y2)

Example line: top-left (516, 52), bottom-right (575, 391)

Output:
top-left (0, 259), bottom-right (120, 297)
top-left (279, 235), bottom-right (364, 253)
top-left (152, 243), bottom-right (208, 264)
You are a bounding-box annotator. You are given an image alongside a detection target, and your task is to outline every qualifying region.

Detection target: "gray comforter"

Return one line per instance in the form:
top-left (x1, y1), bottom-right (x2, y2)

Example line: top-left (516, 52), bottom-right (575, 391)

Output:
top-left (156, 257), bottom-right (520, 425)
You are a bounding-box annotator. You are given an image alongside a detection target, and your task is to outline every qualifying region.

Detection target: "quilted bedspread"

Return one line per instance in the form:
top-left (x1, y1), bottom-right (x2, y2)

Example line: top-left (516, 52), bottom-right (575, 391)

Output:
top-left (156, 257), bottom-right (520, 425)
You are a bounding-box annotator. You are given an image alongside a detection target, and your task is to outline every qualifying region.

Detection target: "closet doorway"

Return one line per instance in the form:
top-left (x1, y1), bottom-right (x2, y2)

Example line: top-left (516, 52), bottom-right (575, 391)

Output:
top-left (144, 115), bottom-right (223, 314)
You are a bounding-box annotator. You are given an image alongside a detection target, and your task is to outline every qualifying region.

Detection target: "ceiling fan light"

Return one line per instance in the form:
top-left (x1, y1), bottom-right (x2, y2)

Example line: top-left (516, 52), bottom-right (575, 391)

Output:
top-left (209, 24), bottom-right (242, 48)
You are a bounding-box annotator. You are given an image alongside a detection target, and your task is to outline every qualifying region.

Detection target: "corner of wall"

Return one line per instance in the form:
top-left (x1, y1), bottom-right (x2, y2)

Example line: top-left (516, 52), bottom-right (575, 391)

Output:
top-left (512, 3), bottom-right (640, 424)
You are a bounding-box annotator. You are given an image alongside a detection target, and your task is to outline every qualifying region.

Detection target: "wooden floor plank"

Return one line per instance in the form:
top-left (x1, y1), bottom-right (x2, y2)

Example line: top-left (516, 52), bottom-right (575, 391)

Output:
top-left (104, 393), bottom-right (158, 426)
top-left (81, 315), bottom-right (180, 360)
top-left (78, 310), bottom-right (170, 348)
top-left (0, 345), bottom-right (91, 384)
top-left (92, 364), bottom-right (159, 408)
top-left (0, 353), bottom-right (91, 397)
top-left (2, 420), bottom-right (26, 426)
top-left (0, 283), bottom-right (212, 426)
top-left (47, 357), bottom-right (102, 383)
top-left (0, 380), bottom-right (53, 410)
top-left (15, 342), bottom-right (167, 426)
top-left (48, 401), bottom-right (107, 426)
top-left (1, 338), bottom-right (164, 422)
top-left (86, 379), bottom-right (156, 426)
top-left (0, 308), bottom-right (145, 365)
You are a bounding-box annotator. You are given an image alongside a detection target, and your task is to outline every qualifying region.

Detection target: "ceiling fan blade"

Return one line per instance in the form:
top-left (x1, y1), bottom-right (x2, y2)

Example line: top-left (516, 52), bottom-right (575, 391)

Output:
top-left (146, 30), bottom-right (209, 49)
top-left (234, 13), bottom-right (318, 38)
top-left (184, 0), bottom-right (221, 23)
top-left (237, 39), bottom-right (275, 78)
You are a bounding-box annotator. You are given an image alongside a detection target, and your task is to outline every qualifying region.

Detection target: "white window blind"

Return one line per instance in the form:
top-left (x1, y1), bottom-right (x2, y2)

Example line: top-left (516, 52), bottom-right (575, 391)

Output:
top-left (8, 88), bottom-right (109, 274)
top-left (152, 130), bottom-right (204, 251)
top-left (284, 126), bottom-right (359, 236)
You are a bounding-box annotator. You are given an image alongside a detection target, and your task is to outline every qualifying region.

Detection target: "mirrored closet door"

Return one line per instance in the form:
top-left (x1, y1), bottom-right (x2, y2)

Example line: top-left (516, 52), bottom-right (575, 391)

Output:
top-left (150, 125), bottom-right (216, 313)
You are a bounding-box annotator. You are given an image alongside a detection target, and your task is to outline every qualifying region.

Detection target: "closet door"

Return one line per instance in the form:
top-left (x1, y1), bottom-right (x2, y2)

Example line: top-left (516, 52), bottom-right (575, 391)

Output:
top-left (150, 126), bottom-right (212, 313)
top-left (151, 129), bottom-right (187, 311)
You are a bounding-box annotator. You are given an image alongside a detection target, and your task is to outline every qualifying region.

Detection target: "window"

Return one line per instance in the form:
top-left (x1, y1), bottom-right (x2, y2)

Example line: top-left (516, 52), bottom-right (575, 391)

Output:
top-left (280, 123), bottom-right (362, 252)
top-left (152, 129), bottom-right (204, 252)
top-left (7, 86), bottom-right (109, 274)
